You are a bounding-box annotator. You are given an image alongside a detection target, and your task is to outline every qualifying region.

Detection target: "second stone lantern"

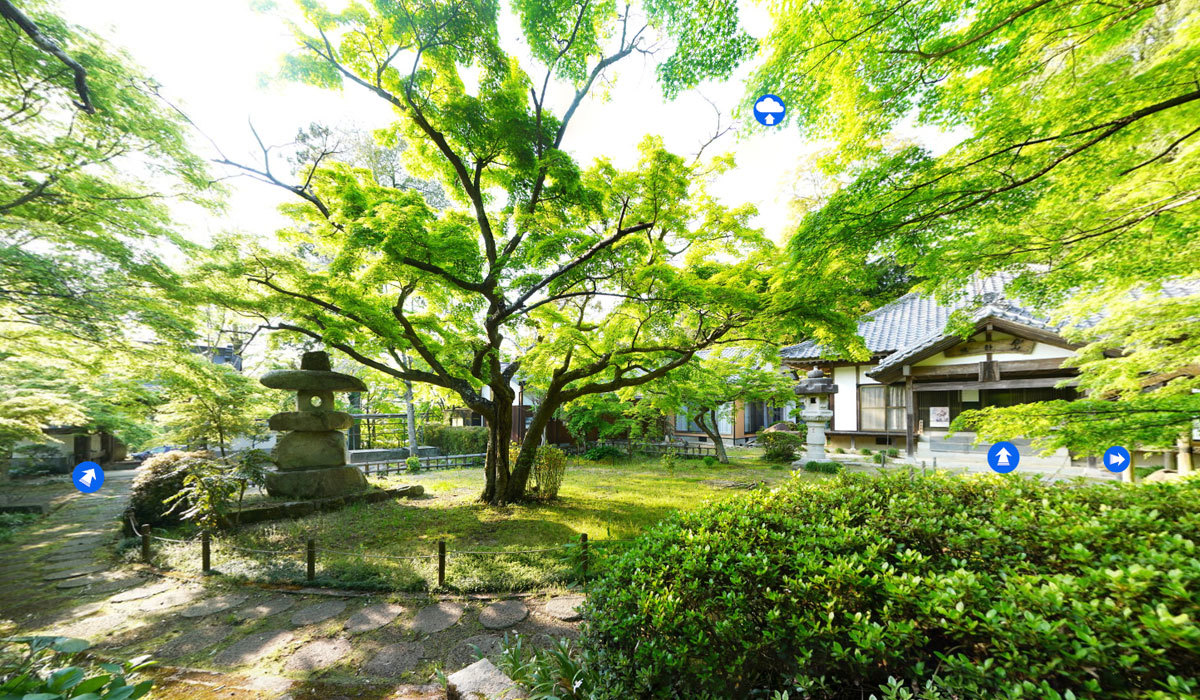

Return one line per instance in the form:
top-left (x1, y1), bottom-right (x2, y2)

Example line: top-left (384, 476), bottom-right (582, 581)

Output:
top-left (793, 367), bottom-right (838, 464)
top-left (260, 351), bottom-right (369, 499)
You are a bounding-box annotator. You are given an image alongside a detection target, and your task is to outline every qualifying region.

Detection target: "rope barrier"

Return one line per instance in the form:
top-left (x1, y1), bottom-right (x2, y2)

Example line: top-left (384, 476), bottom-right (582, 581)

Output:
top-left (314, 547), bottom-right (438, 561)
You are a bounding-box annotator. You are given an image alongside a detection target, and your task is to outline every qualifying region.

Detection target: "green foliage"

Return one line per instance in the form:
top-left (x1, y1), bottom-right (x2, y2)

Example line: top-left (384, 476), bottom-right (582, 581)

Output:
top-left (406, 455), bottom-right (422, 474)
top-left (874, 451), bottom-right (888, 465)
top-left (0, 512), bottom-right (39, 543)
top-left (531, 446), bottom-right (567, 501)
top-left (583, 471), bottom-right (1200, 698)
top-left (422, 425), bottom-right (488, 455)
top-left (161, 449), bottom-right (272, 533)
top-left (0, 635), bottom-right (153, 699)
top-left (497, 633), bottom-right (598, 700)
top-left (562, 394), bottom-right (634, 443)
top-left (759, 432), bottom-right (802, 462)
top-left (860, 448), bottom-right (873, 455)
top-left (582, 445), bottom-right (623, 461)
top-left (702, 455), bottom-right (717, 467)
top-left (661, 449), bottom-right (676, 472)
top-left (833, 447), bottom-right (845, 454)
top-left (156, 354), bottom-right (276, 458)
top-left (129, 450), bottom-right (214, 526)
top-left (886, 448), bottom-right (900, 458)
top-left (801, 461), bottom-right (842, 474)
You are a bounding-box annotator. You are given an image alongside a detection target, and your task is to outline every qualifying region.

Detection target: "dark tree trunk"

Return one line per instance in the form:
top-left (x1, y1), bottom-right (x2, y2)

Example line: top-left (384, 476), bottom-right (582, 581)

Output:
top-left (694, 410), bottom-right (729, 464)
top-left (481, 388), bottom-right (514, 505)
top-left (508, 400), bottom-right (557, 502)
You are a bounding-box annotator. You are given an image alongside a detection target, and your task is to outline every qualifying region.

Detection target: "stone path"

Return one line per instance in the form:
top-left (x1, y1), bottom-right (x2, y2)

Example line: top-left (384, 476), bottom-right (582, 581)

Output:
top-left (0, 469), bottom-right (579, 699)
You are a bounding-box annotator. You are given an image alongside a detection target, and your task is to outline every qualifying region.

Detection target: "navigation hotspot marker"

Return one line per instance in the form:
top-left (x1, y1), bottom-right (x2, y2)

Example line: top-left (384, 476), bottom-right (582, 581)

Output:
top-left (986, 441), bottom-right (1020, 473)
top-left (1103, 446), bottom-right (1131, 473)
top-left (72, 461), bottom-right (105, 494)
top-left (753, 94), bottom-right (786, 126)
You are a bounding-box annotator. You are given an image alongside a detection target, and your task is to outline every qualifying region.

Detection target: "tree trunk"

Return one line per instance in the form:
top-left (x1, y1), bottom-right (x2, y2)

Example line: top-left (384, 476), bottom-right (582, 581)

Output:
top-left (404, 378), bottom-right (418, 458)
top-left (481, 400), bottom-right (514, 505)
top-left (695, 410), bottom-right (729, 464)
top-left (508, 402), bottom-right (556, 502)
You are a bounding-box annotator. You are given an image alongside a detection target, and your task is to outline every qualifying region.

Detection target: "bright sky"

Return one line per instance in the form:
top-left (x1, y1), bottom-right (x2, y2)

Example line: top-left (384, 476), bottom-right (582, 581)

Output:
top-left (59, 0), bottom-right (831, 246)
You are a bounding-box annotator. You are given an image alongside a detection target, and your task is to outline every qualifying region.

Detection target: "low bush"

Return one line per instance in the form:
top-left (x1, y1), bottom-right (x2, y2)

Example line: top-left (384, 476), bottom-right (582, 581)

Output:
top-left (583, 445), bottom-right (623, 461)
top-left (495, 633), bottom-right (597, 699)
top-left (128, 450), bottom-right (214, 526)
top-left (421, 424), bottom-right (488, 455)
top-left (582, 472), bottom-right (1200, 698)
top-left (802, 460), bottom-right (842, 474)
top-left (860, 447), bottom-right (873, 455)
top-left (406, 455), bottom-right (421, 474)
top-left (833, 447), bottom-right (846, 454)
top-left (703, 455), bottom-right (717, 467)
top-left (0, 635), bottom-right (153, 698)
top-left (886, 447), bottom-right (900, 458)
top-left (759, 431), bottom-right (803, 461)
top-left (532, 446), bottom-right (567, 500)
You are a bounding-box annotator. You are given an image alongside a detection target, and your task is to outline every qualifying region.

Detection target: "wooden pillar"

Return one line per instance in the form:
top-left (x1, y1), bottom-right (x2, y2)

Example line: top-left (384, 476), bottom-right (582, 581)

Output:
top-left (1179, 434), bottom-right (1194, 475)
top-left (903, 367), bottom-right (915, 458)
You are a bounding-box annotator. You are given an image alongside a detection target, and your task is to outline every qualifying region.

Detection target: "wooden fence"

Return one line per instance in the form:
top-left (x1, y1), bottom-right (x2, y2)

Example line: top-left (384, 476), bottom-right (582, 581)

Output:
top-left (564, 439), bottom-right (721, 459)
top-left (357, 452), bottom-right (486, 476)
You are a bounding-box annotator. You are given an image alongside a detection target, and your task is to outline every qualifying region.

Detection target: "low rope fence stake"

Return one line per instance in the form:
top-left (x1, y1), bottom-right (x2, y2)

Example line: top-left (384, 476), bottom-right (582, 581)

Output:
top-left (581, 533), bottom-right (589, 582)
top-left (140, 524), bottom-right (151, 563)
top-left (201, 532), bottom-right (211, 574)
top-left (307, 538), bottom-right (316, 581)
top-left (438, 540), bottom-right (446, 588)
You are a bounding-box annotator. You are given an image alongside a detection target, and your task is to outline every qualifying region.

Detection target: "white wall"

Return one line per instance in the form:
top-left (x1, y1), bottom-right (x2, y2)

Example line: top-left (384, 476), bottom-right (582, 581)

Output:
top-left (832, 366), bottom-right (859, 432)
top-left (918, 334), bottom-right (1075, 368)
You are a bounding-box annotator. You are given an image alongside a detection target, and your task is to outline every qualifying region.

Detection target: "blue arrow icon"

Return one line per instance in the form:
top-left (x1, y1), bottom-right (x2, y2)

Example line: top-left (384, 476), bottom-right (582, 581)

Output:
top-left (72, 461), bottom-right (104, 493)
top-left (986, 441), bottom-right (1020, 473)
top-left (1103, 446), bottom-right (1131, 472)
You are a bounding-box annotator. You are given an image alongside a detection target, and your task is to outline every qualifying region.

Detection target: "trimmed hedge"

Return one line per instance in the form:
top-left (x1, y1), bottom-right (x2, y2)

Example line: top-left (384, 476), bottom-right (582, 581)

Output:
top-left (421, 424), bottom-right (488, 455)
top-left (128, 450), bottom-right (215, 526)
top-left (759, 431), bottom-right (803, 461)
top-left (582, 472), bottom-right (1200, 699)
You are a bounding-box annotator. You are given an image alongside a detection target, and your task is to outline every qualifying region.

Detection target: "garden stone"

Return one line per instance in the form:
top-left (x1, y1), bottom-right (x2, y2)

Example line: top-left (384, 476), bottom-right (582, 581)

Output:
top-left (543, 595), bottom-right (585, 621)
top-left (284, 637), bottom-right (351, 671)
top-left (344, 602), bottom-right (405, 633)
top-left (43, 565), bottom-right (107, 581)
top-left (109, 580), bottom-right (172, 603)
top-left (158, 624), bottom-right (234, 658)
top-left (362, 641), bottom-right (424, 677)
top-left (213, 629), bottom-right (295, 667)
top-left (445, 658), bottom-right (526, 699)
top-left (273, 431), bottom-right (348, 470)
top-left (290, 599), bottom-right (348, 626)
top-left (265, 466), bottom-right (367, 499)
top-left (55, 573), bottom-right (111, 589)
top-left (135, 585), bottom-right (204, 612)
top-left (44, 557), bottom-right (97, 572)
top-left (236, 595), bottom-right (294, 621)
top-left (410, 602), bottom-right (464, 634)
top-left (447, 634), bottom-right (503, 670)
top-left (49, 613), bottom-right (128, 641)
top-left (180, 592), bottom-right (249, 618)
top-left (87, 574), bottom-right (146, 594)
top-left (269, 411), bottom-right (352, 432)
top-left (479, 600), bottom-right (527, 630)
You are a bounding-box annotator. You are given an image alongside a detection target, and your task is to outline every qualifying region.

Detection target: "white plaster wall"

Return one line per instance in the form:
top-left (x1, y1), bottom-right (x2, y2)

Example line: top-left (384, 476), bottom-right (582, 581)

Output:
top-left (832, 366), bottom-right (858, 432)
top-left (917, 334), bottom-right (1075, 368)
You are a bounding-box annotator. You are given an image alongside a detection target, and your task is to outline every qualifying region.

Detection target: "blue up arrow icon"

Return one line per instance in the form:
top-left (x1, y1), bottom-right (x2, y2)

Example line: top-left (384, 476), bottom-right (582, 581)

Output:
top-left (986, 441), bottom-right (1020, 473)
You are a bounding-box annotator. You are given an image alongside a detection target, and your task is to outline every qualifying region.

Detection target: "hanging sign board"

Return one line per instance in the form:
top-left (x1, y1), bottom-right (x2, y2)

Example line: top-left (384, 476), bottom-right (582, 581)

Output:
top-left (946, 338), bottom-right (1035, 357)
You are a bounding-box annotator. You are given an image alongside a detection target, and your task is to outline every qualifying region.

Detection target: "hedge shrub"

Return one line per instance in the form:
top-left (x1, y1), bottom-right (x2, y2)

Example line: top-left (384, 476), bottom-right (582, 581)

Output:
top-left (421, 424), bottom-right (488, 455)
top-left (531, 446), bottom-right (567, 500)
top-left (582, 472), bottom-right (1200, 699)
top-left (583, 444), bottom-right (623, 461)
top-left (759, 431), bottom-right (803, 461)
top-left (128, 450), bottom-right (215, 526)
top-left (802, 460), bottom-right (842, 474)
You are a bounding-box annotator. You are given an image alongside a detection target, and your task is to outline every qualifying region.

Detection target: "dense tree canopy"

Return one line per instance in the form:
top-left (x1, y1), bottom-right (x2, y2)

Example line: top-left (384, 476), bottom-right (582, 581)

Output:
top-left (195, 0), bottom-right (860, 503)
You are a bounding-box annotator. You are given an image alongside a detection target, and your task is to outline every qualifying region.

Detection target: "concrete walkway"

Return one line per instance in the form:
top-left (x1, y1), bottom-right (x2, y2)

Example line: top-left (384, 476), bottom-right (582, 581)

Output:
top-left (0, 471), bottom-right (581, 699)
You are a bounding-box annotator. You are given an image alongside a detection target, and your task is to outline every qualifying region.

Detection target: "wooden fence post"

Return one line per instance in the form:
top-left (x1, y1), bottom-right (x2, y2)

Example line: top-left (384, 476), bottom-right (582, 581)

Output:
top-left (140, 524), bottom-right (151, 563)
top-left (201, 532), bottom-right (211, 574)
top-left (581, 533), bottom-right (589, 582)
top-left (438, 540), bottom-right (446, 588)
top-left (306, 538), bottom-right (315, 581)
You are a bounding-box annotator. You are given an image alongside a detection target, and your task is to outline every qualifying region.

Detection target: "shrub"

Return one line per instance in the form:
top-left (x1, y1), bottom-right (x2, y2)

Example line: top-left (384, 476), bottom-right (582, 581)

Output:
top-left (661, 450), bottom-right (676, 472)
top-left (421, 424), bottom-right (488, 455)
top-left (703, 455), bottom-right (717, 467)
top-left (875, 451), bottom-right (888, 465)
top-left (759, 432), bottom-right (803, 461)
top-left (887, 447), bottom-right (900, 458)
top-left (0, 635), bottom-right (153, 698)
top-left (406, 455), bottom-right (421, 474)
top-left (583, 445), bottom-right (623, 461)
top-left (532, 446), bottom-right (567, 500)
top-left (582, 472), bottom-right (1200, 698)
top-left (128, 450), bottom-right (214, 526)
top-left (833, 447), bottom-right (846, 454)
top-left (802, 460), bottom-right (842, 474)
top-left (860, 447), bottom-right (872, 455)
top-left (495, 633), bottom-right (598, 699)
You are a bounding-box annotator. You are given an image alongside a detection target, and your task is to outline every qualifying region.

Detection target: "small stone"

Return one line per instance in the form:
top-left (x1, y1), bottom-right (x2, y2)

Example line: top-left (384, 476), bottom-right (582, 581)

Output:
top-left (362, 642), bottom-right (423, 677)
top-left (236, 595), bottom-right (295, 620)
top-left (181, 593), bottom-right (249, 618)
top-left (410, 602), bottom-right (464, 635)
top-left (543, 595), bottom-right (585, 621)
top-left (479, 600), bottom-right (528, 630)
top-left (43, 565), bottom-right (107, 581)
top-left (284, 637), bottom-right (351, 671)
top-left (158, 624), bottom-right (234, 658)
top-left (290, 599), bottom-right (348, 626)
top-left (344, 603), bottom-right (405, 634)
top-left (447, 634), bottom-right (503, 670)
top-left (213, 629), bottom-right (295, 667)
top-left (269, 411), bottom-right (353, 432)
top-left (445, 658), bottom-right (526, 699)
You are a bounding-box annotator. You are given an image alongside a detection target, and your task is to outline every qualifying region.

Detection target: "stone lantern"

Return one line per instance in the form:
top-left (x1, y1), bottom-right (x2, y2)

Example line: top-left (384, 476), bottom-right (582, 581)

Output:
top-left (260, 351), bottom-right (369, 499)
top-left (793, 367), bottom-right (838, 463)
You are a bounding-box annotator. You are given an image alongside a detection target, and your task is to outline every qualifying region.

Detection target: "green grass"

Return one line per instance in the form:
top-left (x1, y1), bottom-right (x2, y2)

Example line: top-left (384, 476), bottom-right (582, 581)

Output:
top-left (149, 451), bottom-right (845, 592)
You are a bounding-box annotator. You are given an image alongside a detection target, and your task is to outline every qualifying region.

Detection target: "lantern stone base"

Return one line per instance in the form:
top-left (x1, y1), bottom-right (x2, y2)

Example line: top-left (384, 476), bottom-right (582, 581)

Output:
top-left (265, 465), bottom-right (368, 500)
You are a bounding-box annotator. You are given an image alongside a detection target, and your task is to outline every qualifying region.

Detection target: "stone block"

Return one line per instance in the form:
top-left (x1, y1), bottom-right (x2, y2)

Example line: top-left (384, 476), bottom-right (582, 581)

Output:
top-left (274, 431), bottom-right (347, 470)
top-left (269, 411), bottom-right (352, 432)
top-left (265, 466), bottom-right (368, 500)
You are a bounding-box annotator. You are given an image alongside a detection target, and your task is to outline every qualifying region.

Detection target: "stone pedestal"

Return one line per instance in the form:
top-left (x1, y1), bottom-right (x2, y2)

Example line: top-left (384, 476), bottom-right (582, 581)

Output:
top-left (261, 351), bottom-right (369, 499)
top-left (800, 406), bottom-right (834, 462)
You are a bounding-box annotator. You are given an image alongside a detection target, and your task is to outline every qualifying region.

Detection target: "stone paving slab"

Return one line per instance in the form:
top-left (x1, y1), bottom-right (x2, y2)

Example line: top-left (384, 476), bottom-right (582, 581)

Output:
top-left (285, 636), bottom-right (352, 671)
top-left (43, 564), bottom-right (107, 581)
top-left (447, 634), bottom-right (503, 671)
top-left (213, 629), bottom-right (295, 667)
top-left (235, 595), bottom-right (294, 621)
top-left (543, 595), bottom-right (585, 621)
top-left (180, 592), bottom-right (250, 619)
top-left (158, 624), bottom-right (235, 659)
top-left (290, 599), bottom-right (348, 626)
top-left (411, 601), bottom-right (464, 634)
top-left (363, 641), bottom-right (424, 677)
top-left (446, 658), bottom-right (526, 699)
top-left (480, 600), bottom-right (528, 630)
top-left (134, 585), bottom-right (204, 613)
top-left (344, 602), bottom-right (405, 634)
top-left (109, 580), bottom-right (173, 603)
